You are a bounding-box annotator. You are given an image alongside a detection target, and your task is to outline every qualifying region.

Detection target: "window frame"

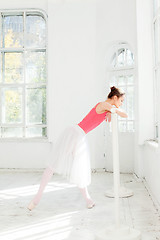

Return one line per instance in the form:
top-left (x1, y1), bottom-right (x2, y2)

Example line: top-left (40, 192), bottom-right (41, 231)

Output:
top-left (0, 9), bottom-right (48, 142)
top-left (153, 2), bottom-right (159, 141)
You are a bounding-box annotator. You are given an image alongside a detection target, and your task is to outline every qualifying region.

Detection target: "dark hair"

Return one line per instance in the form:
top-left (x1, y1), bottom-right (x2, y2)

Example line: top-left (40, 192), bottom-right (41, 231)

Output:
top-left (107, 86), bottom-right (125, 99)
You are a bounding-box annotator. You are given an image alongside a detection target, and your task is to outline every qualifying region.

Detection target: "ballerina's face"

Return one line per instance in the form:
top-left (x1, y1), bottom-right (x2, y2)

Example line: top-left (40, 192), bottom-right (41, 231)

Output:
top-left (113, 95), bottom-right (125, 108)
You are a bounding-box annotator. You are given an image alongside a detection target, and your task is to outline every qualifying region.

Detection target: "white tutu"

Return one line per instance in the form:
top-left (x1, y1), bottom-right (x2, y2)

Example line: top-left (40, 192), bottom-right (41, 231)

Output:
top-left (49, 125), bottom-right (91, 188)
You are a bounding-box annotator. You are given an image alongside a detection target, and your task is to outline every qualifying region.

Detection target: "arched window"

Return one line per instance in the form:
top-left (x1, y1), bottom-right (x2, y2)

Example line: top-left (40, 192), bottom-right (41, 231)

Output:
top-left (0, 10), bottom-right (47, 139)
top-left (109, 44), bottom-right (135, 132)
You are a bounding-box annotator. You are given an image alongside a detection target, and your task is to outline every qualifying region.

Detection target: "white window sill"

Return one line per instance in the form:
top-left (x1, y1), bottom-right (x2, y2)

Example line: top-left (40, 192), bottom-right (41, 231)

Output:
top-left (144, 140), bottom-right (159, 149)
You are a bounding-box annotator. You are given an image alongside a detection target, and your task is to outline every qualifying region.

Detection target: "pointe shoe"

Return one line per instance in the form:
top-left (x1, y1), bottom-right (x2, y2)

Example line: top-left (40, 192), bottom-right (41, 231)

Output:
top-left (87, 199), bottom-right (95, 209)
top-left (28, 201), bottom-right (36, 211)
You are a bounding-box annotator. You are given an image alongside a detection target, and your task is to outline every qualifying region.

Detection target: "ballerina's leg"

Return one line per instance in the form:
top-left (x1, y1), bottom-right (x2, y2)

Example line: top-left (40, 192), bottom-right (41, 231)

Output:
top-left (79, 187), bottom-right (95, 209)
top-left (28, 166), bottom-right (54, 211)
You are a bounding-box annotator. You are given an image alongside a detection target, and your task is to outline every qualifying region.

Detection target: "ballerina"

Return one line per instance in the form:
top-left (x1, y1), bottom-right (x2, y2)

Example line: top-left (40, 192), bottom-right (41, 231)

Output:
top-left (28, 86), bottom-right (127, 210)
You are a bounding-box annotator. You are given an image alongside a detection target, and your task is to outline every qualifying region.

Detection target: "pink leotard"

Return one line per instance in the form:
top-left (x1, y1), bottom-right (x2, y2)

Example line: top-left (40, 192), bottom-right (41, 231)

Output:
top-left (78, 103), bottom-right (107, 134)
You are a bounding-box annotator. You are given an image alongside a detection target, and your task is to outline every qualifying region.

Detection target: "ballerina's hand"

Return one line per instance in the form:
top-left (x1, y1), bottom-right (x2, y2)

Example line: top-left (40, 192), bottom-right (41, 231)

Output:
top-left (105, 112), bottom-right (111, 122)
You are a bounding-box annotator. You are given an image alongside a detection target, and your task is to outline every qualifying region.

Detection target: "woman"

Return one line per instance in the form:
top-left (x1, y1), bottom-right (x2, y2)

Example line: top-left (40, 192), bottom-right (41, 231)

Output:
top-left (28, 86), bottom-right (127, 210)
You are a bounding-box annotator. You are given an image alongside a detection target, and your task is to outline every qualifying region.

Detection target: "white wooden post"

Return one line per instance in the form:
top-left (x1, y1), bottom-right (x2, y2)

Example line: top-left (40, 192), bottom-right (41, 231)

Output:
top-left (95, 112), bottom-right (141, 240)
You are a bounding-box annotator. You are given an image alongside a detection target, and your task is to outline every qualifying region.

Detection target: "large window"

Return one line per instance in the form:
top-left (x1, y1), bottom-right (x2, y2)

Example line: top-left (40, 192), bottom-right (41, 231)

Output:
top-left (153, 0), bottom-right (159, 140)
top-left (0, 10), bottom-right (47, 139)
top-left (109, 44), bottom-right (135, 132)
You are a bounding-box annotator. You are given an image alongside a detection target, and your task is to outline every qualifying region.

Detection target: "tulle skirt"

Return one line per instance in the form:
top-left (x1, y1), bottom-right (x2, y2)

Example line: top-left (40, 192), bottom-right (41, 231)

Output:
top-left (49, 125), bottom-right (91, 188)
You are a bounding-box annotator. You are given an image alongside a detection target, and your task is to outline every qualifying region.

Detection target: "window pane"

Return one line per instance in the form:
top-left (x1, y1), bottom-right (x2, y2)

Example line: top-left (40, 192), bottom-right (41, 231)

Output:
top-left (5, 52), bottom-right (23, 83)
top-left (119, 121), bottom-right (126, 132)
top-left (127, 75), bottom-right (134, 85)
top-left (2, 127), bottom-right (23, 138)
top-left (122, 96), bottom-right (127, 110)
top-left (127, 86), bottom-right (134, 120)
top-left (154, 21), bottom-right (158, 65)
top-left (2, 88), bottom-right (23, 124)
top-left (3, 15), bottom-right (23, 48)
top-left (0, 53), bottom-right (2, 83)
top-left (126, 49), bottom-right (134, 66)
top-left (153, 0), bottom-right (158, 15)
top-left (110, 76), bottom-right (117, 87)
top-left (155, 124), bottom-right (158, 139)
top-left (154, 69), bottom-right (159, 125)
top-left (26, 88), bottom-right (46, 124)
top-left (111, 53), bottom-right (117, 67)
top-left (117, 48), bottom-right (125, 67)
top-left (26, 15), bottom-right (46, 48)
top-left (118, 75), bottom-right (126, 86)
top-left (26, 51), bottom-right (46, 83)
top-left (26, 127), bottom-right (47, 138)
top-left (127, 121), bottom-right (134, 132)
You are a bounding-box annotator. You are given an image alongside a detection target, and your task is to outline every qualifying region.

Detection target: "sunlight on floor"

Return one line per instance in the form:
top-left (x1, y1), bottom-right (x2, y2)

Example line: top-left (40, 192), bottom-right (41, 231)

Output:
top-left (0, 211), bottom-right (78, 240)
top-left (0, 181), bottom-right (75, 200)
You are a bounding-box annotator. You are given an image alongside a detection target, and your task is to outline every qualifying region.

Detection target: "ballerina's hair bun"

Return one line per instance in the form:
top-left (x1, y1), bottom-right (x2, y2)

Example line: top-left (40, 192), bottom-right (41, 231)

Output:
top-left (110, 86), bottom-right (117, 92)
top-left (108, 86), bottom-right (125, 99)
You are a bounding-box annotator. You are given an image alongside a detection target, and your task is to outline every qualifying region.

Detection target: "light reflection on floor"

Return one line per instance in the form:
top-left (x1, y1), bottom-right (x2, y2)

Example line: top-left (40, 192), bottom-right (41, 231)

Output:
top-left (0, 181), bottom-right (75, 199)
top-left (0, 212), bottom-right (77, 240)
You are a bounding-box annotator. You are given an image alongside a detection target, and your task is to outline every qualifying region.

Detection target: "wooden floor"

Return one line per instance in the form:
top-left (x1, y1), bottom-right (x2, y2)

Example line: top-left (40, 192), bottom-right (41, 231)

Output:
top-left (0, 171), bottom-right (160, 240)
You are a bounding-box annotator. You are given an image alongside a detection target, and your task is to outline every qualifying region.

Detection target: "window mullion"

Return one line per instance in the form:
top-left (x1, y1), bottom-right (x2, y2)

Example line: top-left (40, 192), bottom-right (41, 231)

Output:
top-left (0, 48), bottom-right (46, 52)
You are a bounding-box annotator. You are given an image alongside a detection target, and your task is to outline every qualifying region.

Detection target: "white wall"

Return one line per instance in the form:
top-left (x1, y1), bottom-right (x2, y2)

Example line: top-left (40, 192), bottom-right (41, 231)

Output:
top-left (143, 144), bottom-right (160, 205)
top-left (0, 0), bottom-right (137, 171)
top-left (135, 0), bottom-right (154, 177)
top-left (135, 0), bottom-right (160, 206)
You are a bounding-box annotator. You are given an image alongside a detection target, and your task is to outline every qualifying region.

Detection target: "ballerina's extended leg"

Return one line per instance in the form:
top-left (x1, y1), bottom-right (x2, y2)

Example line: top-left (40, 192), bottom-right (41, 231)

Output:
top-left (28, 166), bottom-right (54, 211)
top-left (79, 187), bottom-right (95, 209)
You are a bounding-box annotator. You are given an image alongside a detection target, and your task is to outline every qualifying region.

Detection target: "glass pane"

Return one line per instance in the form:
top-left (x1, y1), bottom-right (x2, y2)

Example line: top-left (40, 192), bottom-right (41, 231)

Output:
top-left (154, 69), bottom-right (159, 124)
top-left (5, 52), bottom-right (23, 83)
top-left (119, 121), bottom-right (126, 132)
top-left (117, 48), bottom-right (125, 67)
top-left (0, 53), bottom-right (2, 83)
top-left (111, 53), bottom-right (117, 67)
top-left (122, 96), bottom-right (127, 110)
top-left (154, 21), bottom-right (158, 65)
top-left (120, 86), bottom-right (127, 110)
top-left (153, 0), bottom-right (158, 15)
top-left (110, 76), bottom-right (117, 87)
top-left (26, 127), bottom-right (47, 138)
top-left (26, 51), bottom-right (46, 83)
top-left (2, 127), bottom-right (23, 138)
top-left (26, 15), bottom-right (46, 48)
top-left (127, 86), bottom-right (134, 120)
top-left (118, 75), bottom-right (126, 86)
top-left (127, 75), bottom-right (134, 85)
top-left (126, 49), bottom-right (134, 66)
top-left (2, 88), bottom-right (23, 124)
top-left (155, 124), bottom-right (158, 139)
top-left (3, 15), bottom-right (23, 48)
top-left (127, 121), bottom-right (134, 132)
top-left (26, 87), bottom-right (46, 124)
